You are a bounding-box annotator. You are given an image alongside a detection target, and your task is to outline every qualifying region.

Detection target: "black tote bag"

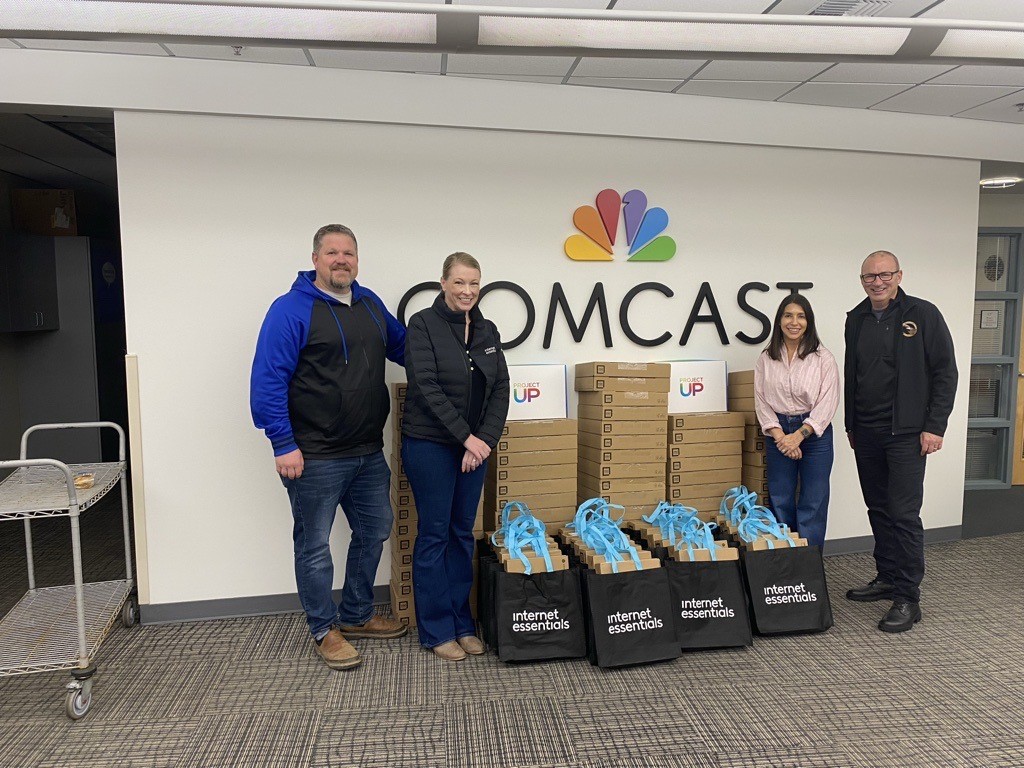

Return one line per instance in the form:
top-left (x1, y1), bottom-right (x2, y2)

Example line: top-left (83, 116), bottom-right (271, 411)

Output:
top-left (666, 559), bottom-right (752, 649)
top-left (741, 546), bottom-right (833, 635)
top-left (582, 567), bottom-right (680, 668)
top-left (494, 568), bottom-right (587, 662)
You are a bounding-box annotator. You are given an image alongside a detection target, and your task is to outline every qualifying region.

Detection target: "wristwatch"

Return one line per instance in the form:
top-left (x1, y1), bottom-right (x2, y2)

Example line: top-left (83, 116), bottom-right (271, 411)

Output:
top-left (798, 424), bottom-right (813, 438)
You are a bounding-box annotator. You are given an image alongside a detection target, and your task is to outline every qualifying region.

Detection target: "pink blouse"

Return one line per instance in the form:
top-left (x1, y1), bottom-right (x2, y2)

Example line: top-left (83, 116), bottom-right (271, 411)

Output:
top-left (753, 346), bottom-right (840, 437)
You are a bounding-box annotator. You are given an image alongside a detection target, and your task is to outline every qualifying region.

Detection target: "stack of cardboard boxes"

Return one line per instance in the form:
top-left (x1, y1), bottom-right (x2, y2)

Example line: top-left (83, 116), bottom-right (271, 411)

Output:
top-left (484, 419), bottom-right (577, 532)
top-left (575, 362), bottom-right (669, 521)
top-left (389, 383), bottom-right (416, 628)
top-left (665, 412), bottom-right (745, 519)
top-left (727, 370), bottom-right (771, 506)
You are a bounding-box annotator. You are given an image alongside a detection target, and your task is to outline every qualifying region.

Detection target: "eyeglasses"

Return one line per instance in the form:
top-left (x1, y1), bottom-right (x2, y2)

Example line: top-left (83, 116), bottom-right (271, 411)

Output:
top-left (860, 271), bottom-right (899, 284)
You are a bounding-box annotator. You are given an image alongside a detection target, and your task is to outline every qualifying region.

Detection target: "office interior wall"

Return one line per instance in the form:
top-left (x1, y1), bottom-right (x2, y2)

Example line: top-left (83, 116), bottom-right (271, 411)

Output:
top-left (115, 109), bottom-right (977, 607)
top-left (979, 195), bottom-right (1024, 227)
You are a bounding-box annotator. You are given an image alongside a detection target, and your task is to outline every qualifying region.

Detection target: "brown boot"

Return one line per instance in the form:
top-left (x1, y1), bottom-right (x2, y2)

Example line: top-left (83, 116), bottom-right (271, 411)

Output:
top-left (337, 615), bottom-right (408, 639)
top-left (457, 635), bottom-right (485, 655)
top-left (431, 640), bottom-right (467, 662)
top-left (315, 629), bottom-right (361, 670)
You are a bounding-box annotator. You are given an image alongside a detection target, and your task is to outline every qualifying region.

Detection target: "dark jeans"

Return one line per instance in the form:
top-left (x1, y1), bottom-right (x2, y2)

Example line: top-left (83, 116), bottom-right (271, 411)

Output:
top-left (281, 452), bottom-right (392, 637)
top-left (401, 436), bottom-right (486, 649)
top-left (765, 413), bottom-right (834, 548)
top-left (852, 426), bottom-right (927, 603)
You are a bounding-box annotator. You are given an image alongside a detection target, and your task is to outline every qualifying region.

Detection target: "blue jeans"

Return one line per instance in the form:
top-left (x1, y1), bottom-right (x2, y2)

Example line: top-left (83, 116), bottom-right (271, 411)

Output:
top-left (281, 452), bottom-right (392, 638)
top-left (401, 437), bottom-right (486, 649)
top-left (764, 414), bottom-right (834, 548)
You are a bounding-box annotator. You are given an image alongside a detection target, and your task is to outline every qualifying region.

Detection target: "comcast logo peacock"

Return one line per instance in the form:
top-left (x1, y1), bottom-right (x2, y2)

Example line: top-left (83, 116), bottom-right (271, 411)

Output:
top-left (564, 188), bottom-right (677, 263)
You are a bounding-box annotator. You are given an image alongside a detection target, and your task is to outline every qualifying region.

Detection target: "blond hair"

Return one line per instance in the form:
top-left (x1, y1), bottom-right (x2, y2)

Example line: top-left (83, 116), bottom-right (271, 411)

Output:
top-left (442, 252), bottom-right (481, 279)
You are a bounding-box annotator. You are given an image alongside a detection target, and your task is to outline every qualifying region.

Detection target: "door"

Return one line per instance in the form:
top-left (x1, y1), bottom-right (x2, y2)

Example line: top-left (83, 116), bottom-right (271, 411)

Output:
top-left (1014, 305), bottom-right (1024, 484)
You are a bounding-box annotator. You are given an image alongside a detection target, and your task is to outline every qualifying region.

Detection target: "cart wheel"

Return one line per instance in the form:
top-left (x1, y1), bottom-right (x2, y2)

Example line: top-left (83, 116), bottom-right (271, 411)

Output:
top-left (121, 597), bottom-right (138, 628)
top-left (65, 687), bottom-right (92, 720)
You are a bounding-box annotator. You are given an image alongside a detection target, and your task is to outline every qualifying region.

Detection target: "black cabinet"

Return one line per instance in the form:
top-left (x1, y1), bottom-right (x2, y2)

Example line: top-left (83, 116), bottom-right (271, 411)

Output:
top-left (0, 234), bottom-right (60, 332)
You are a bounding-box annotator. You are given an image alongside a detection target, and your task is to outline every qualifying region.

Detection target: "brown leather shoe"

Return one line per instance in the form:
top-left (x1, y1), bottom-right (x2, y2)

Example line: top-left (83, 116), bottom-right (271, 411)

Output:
top-left (431, 640), bottom-right (467, 661)
top-left (315, 629), bottom-right (361, 670)
top-left (457, 635), bottom-right (485, 655)
top-left (337, 614), bottom-right (408, 639)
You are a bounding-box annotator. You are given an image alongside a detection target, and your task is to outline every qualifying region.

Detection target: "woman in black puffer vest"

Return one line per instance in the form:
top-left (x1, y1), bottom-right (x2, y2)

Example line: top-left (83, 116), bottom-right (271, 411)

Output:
top-left (401, 252), bottom-right (510, 661)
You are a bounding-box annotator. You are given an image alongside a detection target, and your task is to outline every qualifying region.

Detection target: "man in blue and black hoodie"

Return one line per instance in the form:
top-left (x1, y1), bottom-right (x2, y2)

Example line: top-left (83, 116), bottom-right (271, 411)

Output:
top-left (251, 224), bottom-right (407, 670)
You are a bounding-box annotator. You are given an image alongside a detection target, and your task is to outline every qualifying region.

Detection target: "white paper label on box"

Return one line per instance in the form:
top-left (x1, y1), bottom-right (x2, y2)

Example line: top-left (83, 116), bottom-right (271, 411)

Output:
top-left (506, 364), bottom-right (568, 421)
top-left (665, 360), bottom-right (727, 414)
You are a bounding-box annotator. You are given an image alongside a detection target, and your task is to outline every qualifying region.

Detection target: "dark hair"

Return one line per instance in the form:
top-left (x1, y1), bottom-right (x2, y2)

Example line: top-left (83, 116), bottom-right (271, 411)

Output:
top-left (766, 294), bottom-right (821, 361)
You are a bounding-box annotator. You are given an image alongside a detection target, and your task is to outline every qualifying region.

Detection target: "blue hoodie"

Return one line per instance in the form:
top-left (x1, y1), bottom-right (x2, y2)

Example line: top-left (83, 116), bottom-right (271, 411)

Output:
top-left (250, 271), bottom-right (405, 459)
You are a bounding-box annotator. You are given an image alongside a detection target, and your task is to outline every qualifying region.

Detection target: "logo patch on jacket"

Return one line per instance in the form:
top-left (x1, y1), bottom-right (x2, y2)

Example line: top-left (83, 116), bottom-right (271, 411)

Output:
top-left (485, 346), bottom-right (496, 354)
top-left (902, 321), bottom-right (918, 338)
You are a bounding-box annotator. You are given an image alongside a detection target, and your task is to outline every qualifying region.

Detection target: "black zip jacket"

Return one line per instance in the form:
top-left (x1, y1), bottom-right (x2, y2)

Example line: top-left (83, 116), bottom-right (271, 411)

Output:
top-left (844, 288), bottom-right (957, 436)
top-left (402, 293), bottom-right (510, 448)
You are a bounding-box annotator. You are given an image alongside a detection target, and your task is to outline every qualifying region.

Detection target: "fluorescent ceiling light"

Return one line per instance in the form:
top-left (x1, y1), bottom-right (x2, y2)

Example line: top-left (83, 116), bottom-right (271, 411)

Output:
top-left (0, 1), bottom-right (436, 44)
top-left (478, 17), bottom-right (908, 56)
top-left (980, 176), bottom-right (1023, 189)
top-left (933, 30), bottom-right (1024, 60)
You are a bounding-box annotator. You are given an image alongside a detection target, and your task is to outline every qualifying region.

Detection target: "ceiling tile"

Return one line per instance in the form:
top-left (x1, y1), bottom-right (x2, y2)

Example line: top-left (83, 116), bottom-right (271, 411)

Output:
top-left (693, 60), bottom-right (832, 81)
top-left (446, 73), bottom-right (565, 85)
top-left (568, 77), bottom-right (683, 92)
top-left (813, 62), bottom-right (957, 84)
top-left (615, 0), bottom-right (775, 11)
top-left (164, 44), bottom-right (309, 65)
top-left (13, 39), bottom-right (168, 56)
top-left (770, 0), bottom-right (938, 15)
top-left (0, 39), bottom-right (20, 49)
top-left (918, 0), bottom-right (1024, 22)
top-left (675, 80), bottom-right (799, 100)
top-left (928, 65), bottom-right (1024, 86)
top-left (573, 57), bottom-right (705, 79)
top-left (955, 88), bottom-right (1024, 122)
top-left (779, 82), bottom-right (909, 108)
top-left (309, 50), bottom-right (441, 73)
top-left (452, 0), bottom-right (607, 7)
top-left (446, 54), bottom-right (575, 76)
top-left (872, 83), bottom-right (1020, 115)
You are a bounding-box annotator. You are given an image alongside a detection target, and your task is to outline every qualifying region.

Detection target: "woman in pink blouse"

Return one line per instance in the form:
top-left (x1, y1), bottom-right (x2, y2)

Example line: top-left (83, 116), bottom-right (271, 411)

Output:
top-left (753, 294), bottom-right (840, 548)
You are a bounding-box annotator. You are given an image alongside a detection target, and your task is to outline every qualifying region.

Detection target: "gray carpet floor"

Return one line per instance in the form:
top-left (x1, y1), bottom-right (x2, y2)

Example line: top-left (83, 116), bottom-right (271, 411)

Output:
top-left (1, 504), bottom-right (1022, 768)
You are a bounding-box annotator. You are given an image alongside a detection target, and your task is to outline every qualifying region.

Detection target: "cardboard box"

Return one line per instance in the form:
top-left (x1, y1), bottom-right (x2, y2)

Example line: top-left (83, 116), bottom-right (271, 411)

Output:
top-left (393, 504), bottom-right (417, 523)
top-left (486, 489), bottom-right (577, 512)
top-left (727, 383), bottom-right (755, 400)
top-left (748, 537), bottom-right (807, 551)
top-left (579, 431), bottom-right (666, 451)
top-left (494, 448), bottom-right (576, 468)
top-left (667, 482), bottom-right (733, 500)
top-left (577, 390), bottom-right (669, 408)
top-left (743, 465), bottom-right (769, 481)
top-left (488, 463), bottom-right (576, 482)
top-left (578, 458), bottom-right (664, 480)
top-left (668, 442), bottom-right (739, 459)
top-left (578, 444), bottom-right (666, 465)
top-left (742, 437), bottom-right (767, 453)
top-left (667, 411), bottom-right (746, 431)
top-left (391, 488), bottom-right (416, 508)
top-left (579, 418), bottom-right (667, 437)
top-left (671, 543), bottom-right (740, 562)
top-left (578, 404), bottom-right (666, 423)
top-left (392, 475), bottom-right (411, 493)
top-left (745, 424), bottom-right (765, 440)
top-left (728, 397), bottom-right (756, 413)
top-left (500, 419), bottom-right (577, 438)
top-left (667, 454), bottom-right (741, 473)
top-left (485, 476), bottom-right (577, 497)
top-left (391, 382), bottom-right (408, 400)
top-left (575, 361), bottom-right (670, 379)
top-left (579, 475), bottom-right (665, 495)
top-left (728, 370), bottom-right (755, 386)
top-left (666, 360), bottom-right (728, 414)
top-left (507, 364), bottom-right (568, 421)
top-left (665, 495), bottom-right (723, 513)
top-left (496, 433), bottom-right (576, 453)
top-left (578, 488), bottom-right (663, 507)
top-left (391, 577), bottom-right (414, 598)
top-left (668, 426), bottom-right (744, 444)
top-left (391, 520), bottom-right (416, 540)
top-left (390, 557), bottom-right (413, 583)
top-left (733, 410), bottom-right (760, 426)
top-left (743, 451), bottom-right (768, 467)
top-left (483, 501), bottom-right (576, 531)
top-left (667, 468), bottom-right (742, 487)
top-left (574, 376), bottom-right (668, 393)
top-left (502, 553), bottom-right (569, 574)
top-left (11, 189), bottom-right (78, 236)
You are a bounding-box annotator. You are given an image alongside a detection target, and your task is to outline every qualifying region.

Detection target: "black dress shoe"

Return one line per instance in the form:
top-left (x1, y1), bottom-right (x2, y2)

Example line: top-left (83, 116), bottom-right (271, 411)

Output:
top-left (878, 600), bottom-right (922, 633)
top-left (846, 578), bottom-right (895, 602)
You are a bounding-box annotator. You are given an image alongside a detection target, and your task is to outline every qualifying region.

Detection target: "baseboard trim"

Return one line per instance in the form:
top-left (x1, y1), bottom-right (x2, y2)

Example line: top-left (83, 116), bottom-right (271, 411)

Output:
top-left (141, 584), bottom-right (391, 625)
top-left (823, 525), bottom-right (962, 556)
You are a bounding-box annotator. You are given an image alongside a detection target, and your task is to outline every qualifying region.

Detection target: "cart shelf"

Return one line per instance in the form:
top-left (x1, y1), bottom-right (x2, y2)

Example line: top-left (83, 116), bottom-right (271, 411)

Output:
top-left (0, 462), bottom-right (125, 521)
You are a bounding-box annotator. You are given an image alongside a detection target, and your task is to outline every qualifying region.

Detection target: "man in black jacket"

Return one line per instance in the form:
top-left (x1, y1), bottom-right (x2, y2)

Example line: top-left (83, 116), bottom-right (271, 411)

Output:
top-left (844, 250), bottom-right (957, 633)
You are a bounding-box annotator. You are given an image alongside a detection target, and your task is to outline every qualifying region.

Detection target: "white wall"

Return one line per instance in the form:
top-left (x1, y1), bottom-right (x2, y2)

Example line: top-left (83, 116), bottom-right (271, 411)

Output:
top-left (116, 107), bottom-right (977, 607)
top-left (979, 195), bottom-right (1024, 227)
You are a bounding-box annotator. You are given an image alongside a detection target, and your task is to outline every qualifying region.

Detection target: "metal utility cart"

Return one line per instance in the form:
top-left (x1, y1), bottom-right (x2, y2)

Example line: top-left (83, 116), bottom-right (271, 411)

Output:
top-left (0, 422), bottom-right (137, 720)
